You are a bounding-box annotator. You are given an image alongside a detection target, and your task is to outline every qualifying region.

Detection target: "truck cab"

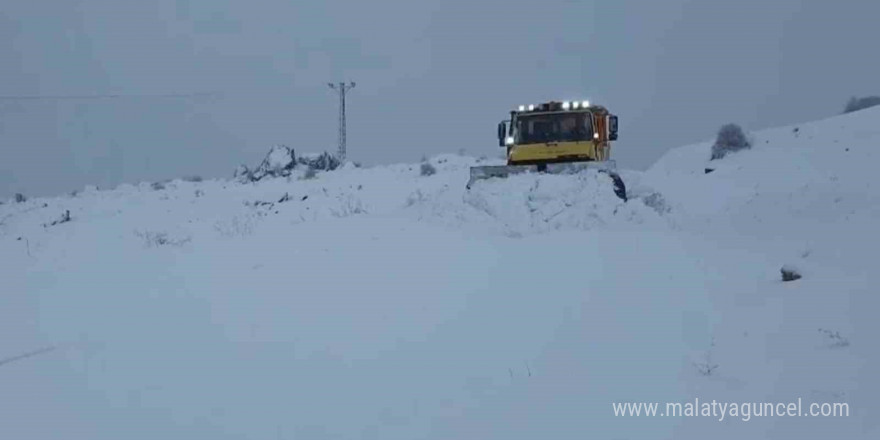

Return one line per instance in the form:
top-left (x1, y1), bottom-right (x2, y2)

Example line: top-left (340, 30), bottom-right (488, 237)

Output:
top-left (497, 101), bottom-right (618, 166)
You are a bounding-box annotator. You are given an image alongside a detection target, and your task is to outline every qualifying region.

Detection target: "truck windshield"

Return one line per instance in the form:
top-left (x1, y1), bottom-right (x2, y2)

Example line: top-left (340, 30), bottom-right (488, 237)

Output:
top-left (516, 112), bottom-right (593, 144)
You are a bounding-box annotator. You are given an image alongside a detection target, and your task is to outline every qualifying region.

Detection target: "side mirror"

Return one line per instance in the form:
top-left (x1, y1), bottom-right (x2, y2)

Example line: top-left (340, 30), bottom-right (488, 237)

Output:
top-left (608, 115), bottom-right (618, 141)
top-left (497, 122), bottom-right (507, 147)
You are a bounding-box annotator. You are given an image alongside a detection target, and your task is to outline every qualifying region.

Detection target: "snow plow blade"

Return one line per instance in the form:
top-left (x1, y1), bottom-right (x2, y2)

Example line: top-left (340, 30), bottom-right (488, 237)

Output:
top-left (466, 160), bottom-right (618, 189)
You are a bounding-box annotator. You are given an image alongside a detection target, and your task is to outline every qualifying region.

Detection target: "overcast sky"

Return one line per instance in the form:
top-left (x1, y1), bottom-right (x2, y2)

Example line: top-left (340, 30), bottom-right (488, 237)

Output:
top-left (2, 0), bottom-right (879, 198)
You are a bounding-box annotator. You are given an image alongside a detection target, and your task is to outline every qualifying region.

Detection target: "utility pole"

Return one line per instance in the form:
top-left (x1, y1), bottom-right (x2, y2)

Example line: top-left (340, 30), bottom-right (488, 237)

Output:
top-left (327, 81), bottom-right (355, 162)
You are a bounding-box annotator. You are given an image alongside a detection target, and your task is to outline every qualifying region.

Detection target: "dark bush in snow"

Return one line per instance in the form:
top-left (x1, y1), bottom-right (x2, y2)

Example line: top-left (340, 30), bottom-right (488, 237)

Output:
top-left (818, 328), bottom-right (850, 348)
top-left (780, 265), bottom-right (802, 282)
top-left (843, 95), bottom-right (880, 114)
top-left (641, 192), bottom-right (671, 214)
top-left (710, 124), bottom-right (751, 160)
top-left (14, 193), bottom-right (27, 203)
top-left (235, 146), bottom-right (341, 183)
top-left (43, 210), bottom-right (71, 228)
top-left (297, 152), bottom-right (341, 172)
top-left (150, 182), bottom-right (166, 191)
top-left (251, 145), bottom-right (297, 181)
top-left (301, 168), bottom-right (317, 180)
top-left (420, 162), bottom-right (437, 176)
top-left (234, 145), bottom-right (295, 182)
top-left (182, 175), bottom-right (203, 183)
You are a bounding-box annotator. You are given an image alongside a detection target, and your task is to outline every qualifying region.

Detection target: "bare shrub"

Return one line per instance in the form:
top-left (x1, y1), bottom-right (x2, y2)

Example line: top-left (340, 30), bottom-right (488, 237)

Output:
top-left (404, 189), bottom-right (428, 207)
top-left (781, 265), bottom-right (802, 282)
top-left (330, 195), bottom-right (367, 218)
top-left (301, 168), bottom-right (318, 180)
top-left (818, 328), bottom-right (850, 348)
top-left (710, 123), bottom-right (751, 160)
top-left (134, 230), bottom-right (191, 247)
top-left (641, 192), bottom-right (671, 215)
top-left (843, 96), bottom-right (880, 114)
top-left (214, 215), bottom-right (257, 238)
top-left (43, 210), bottom-right (72, 227)
top-left (420, 162), bottom-right (437, 176)
top-left (693, 337), bottom-right (719, 376)
top-left (297, 151), bottom-right (340, 171)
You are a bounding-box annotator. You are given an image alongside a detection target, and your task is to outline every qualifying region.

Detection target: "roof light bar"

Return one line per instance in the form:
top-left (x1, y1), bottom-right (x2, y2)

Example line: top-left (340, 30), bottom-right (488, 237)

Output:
top-left (515, 100), bottom-right (594, 112)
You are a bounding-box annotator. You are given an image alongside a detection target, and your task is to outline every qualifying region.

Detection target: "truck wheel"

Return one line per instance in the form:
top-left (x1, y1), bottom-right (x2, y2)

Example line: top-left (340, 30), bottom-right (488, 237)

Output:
top-left (601, 171), bottom-right (627, 201)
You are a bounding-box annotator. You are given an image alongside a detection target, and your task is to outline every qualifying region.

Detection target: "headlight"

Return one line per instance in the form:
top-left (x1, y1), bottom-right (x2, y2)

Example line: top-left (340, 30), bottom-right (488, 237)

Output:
top-left (582, 100), bottom-right (590, 108)
top-left (505, 136), bottom-right (515, 145)
top-left (528, 104), bottom-right (535, 111)
top-left (562, 101), bottom-right (571, 110)
top-left (593, 132), bottom-right (600, 139)
top-left (572, 101), bottom-right (580, 109)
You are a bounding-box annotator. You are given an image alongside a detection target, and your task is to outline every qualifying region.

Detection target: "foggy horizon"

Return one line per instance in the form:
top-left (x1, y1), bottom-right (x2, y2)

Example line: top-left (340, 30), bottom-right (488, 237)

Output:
top-left (3, 0), bottom-right (879, 198)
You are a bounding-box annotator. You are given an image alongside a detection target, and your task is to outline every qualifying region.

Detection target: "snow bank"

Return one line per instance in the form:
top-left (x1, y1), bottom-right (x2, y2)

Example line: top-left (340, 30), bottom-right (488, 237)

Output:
top-left (401, 169), bottom-right (670, 236)
top-left (644, 106), bottom-right (880, 271)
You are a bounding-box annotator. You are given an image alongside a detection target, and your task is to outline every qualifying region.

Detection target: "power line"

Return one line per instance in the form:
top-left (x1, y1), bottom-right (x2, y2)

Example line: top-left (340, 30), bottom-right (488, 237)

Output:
top-left (0, 91), bottom-right (221, 101)
top-left (328, 81), bottom-right (355, 162)
top-left (0, 346), bottom-right (57, 368)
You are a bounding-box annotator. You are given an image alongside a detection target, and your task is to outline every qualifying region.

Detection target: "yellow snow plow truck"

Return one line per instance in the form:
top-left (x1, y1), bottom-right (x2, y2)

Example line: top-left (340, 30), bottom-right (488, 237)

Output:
top-left (467, 100), bottom-right (626, 200)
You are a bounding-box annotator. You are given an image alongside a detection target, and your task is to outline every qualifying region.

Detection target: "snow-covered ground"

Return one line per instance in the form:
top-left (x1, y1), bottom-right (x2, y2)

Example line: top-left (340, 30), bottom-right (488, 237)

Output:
top-left (2, 107), bottom-right (878, 439)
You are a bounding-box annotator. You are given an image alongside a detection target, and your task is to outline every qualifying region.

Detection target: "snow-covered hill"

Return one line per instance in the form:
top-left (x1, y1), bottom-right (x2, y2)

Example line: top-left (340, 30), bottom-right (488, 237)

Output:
top-left (2, 108), bottom-right (878, 439)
